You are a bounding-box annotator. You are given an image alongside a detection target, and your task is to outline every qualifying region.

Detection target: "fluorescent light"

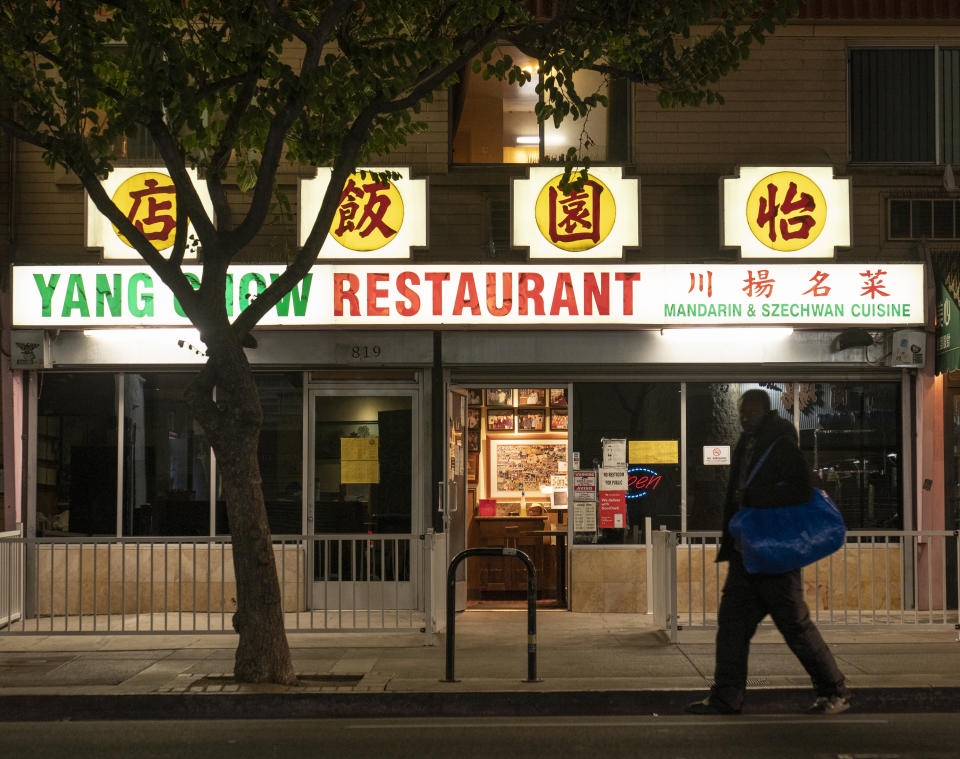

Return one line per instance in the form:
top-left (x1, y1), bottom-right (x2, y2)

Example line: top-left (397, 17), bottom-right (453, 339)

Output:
top-left (659, 327), bottom-right (793, 343)
top-left (516, 135), bottom-right (540, 145)
top-left (82, 328), bottom-right (205, 345)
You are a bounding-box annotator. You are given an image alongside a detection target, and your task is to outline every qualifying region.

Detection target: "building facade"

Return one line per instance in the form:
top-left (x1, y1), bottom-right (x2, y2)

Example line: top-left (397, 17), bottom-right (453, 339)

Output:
top-left (2, 4), bottom-right (959, 628)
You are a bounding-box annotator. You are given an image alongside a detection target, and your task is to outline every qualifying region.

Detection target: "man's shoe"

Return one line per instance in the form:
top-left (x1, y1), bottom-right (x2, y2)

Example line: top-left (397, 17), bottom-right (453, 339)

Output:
top-left (684, 697), bottom-right (741, 715)
top-left (806, 695), bottom-right (851, 715)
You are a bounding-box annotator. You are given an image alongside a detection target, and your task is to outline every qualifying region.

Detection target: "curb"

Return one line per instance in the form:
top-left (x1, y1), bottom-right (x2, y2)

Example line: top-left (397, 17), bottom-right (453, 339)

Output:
top-left (2, 687), bottom-right (960, 721)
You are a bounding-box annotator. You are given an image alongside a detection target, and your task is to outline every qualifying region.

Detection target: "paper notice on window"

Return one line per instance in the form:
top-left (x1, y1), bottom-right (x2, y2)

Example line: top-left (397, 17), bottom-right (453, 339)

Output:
top-left (341, 459), bottom-right (379, 484)
top-left (341, 437), bottom-right (379, 460)
top-left (341, 436), bottom-right (379, 483)
top-left (601, 438), bottom-right (627, 468)
top-left (573, 501), bottom-right (597, 532)
top-left (629, 439), bottom-right (678, 464)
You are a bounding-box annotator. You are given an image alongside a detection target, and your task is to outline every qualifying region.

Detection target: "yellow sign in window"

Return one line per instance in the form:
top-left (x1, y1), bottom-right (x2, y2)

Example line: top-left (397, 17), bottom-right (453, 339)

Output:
top-left (341, 437), bottom-right (380, 484)
top-left (629, 440), bottom-right (678, 465)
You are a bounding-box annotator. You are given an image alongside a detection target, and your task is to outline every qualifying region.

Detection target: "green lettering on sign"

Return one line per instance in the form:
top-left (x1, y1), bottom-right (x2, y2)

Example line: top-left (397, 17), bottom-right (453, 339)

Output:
top-left (62, 274), bottom-right (90, 317)
top-left (173, 272), bottom-right (201, 317)
top-left (96, 273), bottom-right (123, 317)
top-left (225, 273), bottom-right (234, 317)
top-left (128, 273), bottom-right (154, 317)
top-left (33, 273), bottom-right (60, 317)
top-left (270, 273), bottom-right (312, 317)
top-left (238, 273), bottom-right (267, 312)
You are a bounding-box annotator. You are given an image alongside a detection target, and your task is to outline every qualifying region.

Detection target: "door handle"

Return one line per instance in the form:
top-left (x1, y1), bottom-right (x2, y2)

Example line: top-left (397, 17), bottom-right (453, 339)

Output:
top-left (437, 481), bottom-right (445, 513)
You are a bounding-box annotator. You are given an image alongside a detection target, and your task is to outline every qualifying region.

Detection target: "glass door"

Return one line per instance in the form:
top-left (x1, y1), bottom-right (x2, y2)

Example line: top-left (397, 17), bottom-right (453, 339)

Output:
top-left (308, 388), bottom-right (417, 609)
top-left (446, 387), bottom-right (469, 611)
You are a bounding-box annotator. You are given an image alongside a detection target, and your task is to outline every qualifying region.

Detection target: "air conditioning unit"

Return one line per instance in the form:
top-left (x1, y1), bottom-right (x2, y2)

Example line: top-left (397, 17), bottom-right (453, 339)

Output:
top-left (891, 329), bottom-right (926, 368)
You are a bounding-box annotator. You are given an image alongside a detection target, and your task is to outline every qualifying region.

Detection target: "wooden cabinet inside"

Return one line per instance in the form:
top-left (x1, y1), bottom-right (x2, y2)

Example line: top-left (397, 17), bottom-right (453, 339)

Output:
top-left (469, 516), bottom-right (557, 599)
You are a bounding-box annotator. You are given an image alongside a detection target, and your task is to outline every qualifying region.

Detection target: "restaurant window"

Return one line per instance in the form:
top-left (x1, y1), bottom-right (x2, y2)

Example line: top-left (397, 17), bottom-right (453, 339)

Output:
top-left (571, 382), bottom-right (681, 544)
top-left (36, 374), bottom-right (119, 537)
top-left (685, 383), bottom-right (794, 532)
top-left (850, 47), bottom-right (960, 164)
top-left (216, 372), bottom-right (304, 536)
top-left (452, 46), bottom-right (627, 164)
top-left (801, 381), bottom-right (902, 530)
top-left (123, 373), bottom-right (211, 536)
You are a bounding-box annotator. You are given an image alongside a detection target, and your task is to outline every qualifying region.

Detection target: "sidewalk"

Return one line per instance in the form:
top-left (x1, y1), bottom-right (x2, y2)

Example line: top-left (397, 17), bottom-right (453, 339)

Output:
top-left (1, 611), bottom-right (958, 719)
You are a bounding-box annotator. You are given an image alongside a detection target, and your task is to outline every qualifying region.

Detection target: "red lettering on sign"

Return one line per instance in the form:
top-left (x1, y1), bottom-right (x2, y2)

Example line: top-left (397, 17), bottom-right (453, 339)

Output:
top-left (366, 273), bottom-right (389, 316)
top-left (584, 272), bottom-right (609, 315)
top-left (518, 273), bottom-right (545, 316)
top-left (628, 474), bottom-right (662, 492)
top-left (395, 271), bottom-right (420, 316)
top-left (333, 273), bottom-right (360, 317)
top-left (615, 272), bottom-right (641, 316)
top-left (453, 272), bottom-right (481, 316)
top-left (424, 272), bottom-right (450, 315)
top-left (550, 272), bottom-right (579, 316)
top-left (486, 273), bottom-right (513, 317)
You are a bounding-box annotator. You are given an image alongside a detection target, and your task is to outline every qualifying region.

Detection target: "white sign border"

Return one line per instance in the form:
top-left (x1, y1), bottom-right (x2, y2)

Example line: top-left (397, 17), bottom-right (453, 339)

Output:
top-left (721, 165), bottom-right (851, 260)
top-left (512, 166), bottom-right (640, 260)
top-left (85, 166), bottom-right (214, 261)
top-left (298, 167), bottom-right (427, 259)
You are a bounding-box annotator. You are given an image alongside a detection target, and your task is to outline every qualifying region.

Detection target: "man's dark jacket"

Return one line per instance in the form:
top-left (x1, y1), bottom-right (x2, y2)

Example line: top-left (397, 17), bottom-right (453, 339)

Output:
top-left (716, 411), bottom-right (812, 563)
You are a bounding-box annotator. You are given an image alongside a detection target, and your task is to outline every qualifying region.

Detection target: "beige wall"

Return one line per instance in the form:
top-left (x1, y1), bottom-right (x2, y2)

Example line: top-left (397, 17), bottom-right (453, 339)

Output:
top-left (34, 543), bottom-right (305, 616)
top-left (570, 544), bottom-right (915, 615)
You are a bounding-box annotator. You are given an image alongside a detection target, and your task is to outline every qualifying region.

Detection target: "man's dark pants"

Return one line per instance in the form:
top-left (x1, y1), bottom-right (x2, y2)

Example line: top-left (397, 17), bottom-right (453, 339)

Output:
top-left (711, 552), bottom-right (848, 710)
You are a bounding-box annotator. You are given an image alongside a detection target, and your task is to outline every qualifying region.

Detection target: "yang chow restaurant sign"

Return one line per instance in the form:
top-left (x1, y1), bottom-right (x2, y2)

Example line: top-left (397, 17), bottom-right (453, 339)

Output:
top-left (12, 264), bottom-right (923, 328)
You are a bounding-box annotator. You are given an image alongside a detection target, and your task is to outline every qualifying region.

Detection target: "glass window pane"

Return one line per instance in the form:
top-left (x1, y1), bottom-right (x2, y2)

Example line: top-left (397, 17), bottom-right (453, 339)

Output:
top-left (453, 46), bottom-right (539, 164)
top-left (37, 374), bottom-right (118, 536)
top-left (934, 200), bottom-right (955, 238)
top-left (123, 373), bottom-right (210, 536)
top-left (215, 373), bottom-right (304, 536)
top-left (912, 200), bottom-right (932, 238)
top-left (685, 383), bottom-right (793, 532)
top-left (571, 382), bottom-right (681, 544)
top-left (801, 382), bottom-right (902, 529)
top-left (543, 68), bottom-right (609, 162)
top-left (313, 395), bottom-right (412, 534)
top-left (888, 199), bottom-right (911, 239)
top-left (264, 372), bottom-right (307, 536)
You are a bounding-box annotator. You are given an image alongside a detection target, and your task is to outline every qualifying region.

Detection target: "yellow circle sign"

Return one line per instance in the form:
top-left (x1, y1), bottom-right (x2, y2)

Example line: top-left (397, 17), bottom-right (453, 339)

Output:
top-left (534, 173), bottom-right (616, 252)
top-left (746, 171), bottom-right (827, 252)
top-left (111, 171), bottom-right (180, 250)
top-left (331, 173), bottom-right (404, 251)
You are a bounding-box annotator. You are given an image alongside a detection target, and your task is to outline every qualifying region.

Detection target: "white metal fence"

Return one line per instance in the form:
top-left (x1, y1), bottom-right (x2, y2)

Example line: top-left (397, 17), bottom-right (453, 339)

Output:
top-left (653, 528), bottom-right (960, 642)
top-left (0, 526), bottom-right (23, 629)
top-left (0, 533), bottom-right (427, 636)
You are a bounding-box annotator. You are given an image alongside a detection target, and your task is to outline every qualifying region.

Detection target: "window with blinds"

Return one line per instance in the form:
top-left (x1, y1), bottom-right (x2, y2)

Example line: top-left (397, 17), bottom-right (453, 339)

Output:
top-left (850, 47), bottom-right (960, 164)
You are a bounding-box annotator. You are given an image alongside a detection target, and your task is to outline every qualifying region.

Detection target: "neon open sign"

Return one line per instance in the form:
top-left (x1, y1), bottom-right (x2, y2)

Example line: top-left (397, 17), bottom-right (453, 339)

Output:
top-left (627, 466), bottom-right (662, 500)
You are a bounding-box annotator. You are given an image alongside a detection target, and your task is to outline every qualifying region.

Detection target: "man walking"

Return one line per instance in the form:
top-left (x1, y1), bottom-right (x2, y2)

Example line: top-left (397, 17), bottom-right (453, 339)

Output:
top-left (686, 388), bottom-right (851, 715)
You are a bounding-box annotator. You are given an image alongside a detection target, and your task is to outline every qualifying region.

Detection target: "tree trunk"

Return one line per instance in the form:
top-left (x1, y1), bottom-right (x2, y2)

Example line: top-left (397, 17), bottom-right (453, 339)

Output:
top-left (186, 334), bottom-right (296, 685)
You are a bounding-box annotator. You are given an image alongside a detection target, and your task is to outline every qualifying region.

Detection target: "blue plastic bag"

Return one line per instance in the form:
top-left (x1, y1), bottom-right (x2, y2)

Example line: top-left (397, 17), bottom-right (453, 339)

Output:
top-left (728, 489), bottom-right (846, 574)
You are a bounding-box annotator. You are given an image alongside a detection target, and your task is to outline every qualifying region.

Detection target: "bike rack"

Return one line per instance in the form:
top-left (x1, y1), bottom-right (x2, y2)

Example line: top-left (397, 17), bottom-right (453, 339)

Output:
top-left (444, 547), bottom-right (539, 683)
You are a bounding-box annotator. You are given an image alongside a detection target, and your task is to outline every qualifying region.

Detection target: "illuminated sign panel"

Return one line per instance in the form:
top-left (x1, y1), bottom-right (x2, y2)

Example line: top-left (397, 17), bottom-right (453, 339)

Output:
top-left (85, 167), bottom-right (214, 261)
top-left (513, 166), bottom-right (639, 259)
top-left (12, 263), bottom-right (923, 329)
top-left (722, 166), bottom-right (850, 259)
top-left (299, 167), bottom-right (426, 259)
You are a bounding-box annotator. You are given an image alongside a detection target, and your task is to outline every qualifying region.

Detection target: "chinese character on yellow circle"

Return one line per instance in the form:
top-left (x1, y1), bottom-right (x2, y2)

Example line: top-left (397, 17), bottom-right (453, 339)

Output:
top-left (111, 171), bottom-right (180, 250)
top-left (746, 171), bottom-right (827, 252)
top-left (535, 173), bottom-right (616, 252)
top-left (330, 172), bottom-right (404, 251)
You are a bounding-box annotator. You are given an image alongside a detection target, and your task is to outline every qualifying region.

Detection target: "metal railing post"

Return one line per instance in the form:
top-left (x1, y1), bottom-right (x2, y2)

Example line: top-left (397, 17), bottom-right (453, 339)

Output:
top-left (444, 547), bottom-right (538, 683)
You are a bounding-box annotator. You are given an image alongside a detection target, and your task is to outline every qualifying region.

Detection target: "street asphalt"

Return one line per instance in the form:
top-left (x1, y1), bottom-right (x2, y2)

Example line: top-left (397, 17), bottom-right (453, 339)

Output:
top-left (1, 611), bottom-right (958, 720)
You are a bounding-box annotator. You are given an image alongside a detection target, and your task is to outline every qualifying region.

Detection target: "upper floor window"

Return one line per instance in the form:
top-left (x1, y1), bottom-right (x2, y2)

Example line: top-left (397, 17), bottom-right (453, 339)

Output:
top-left (452, 46), bottom-right (628, 164)
top-left (850, 47), bottom-right (960, 164)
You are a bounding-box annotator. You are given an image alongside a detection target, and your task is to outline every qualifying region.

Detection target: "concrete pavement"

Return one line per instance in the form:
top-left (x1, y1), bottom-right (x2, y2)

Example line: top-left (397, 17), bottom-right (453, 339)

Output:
top-left (1, 611), bottom-right (958, 719)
